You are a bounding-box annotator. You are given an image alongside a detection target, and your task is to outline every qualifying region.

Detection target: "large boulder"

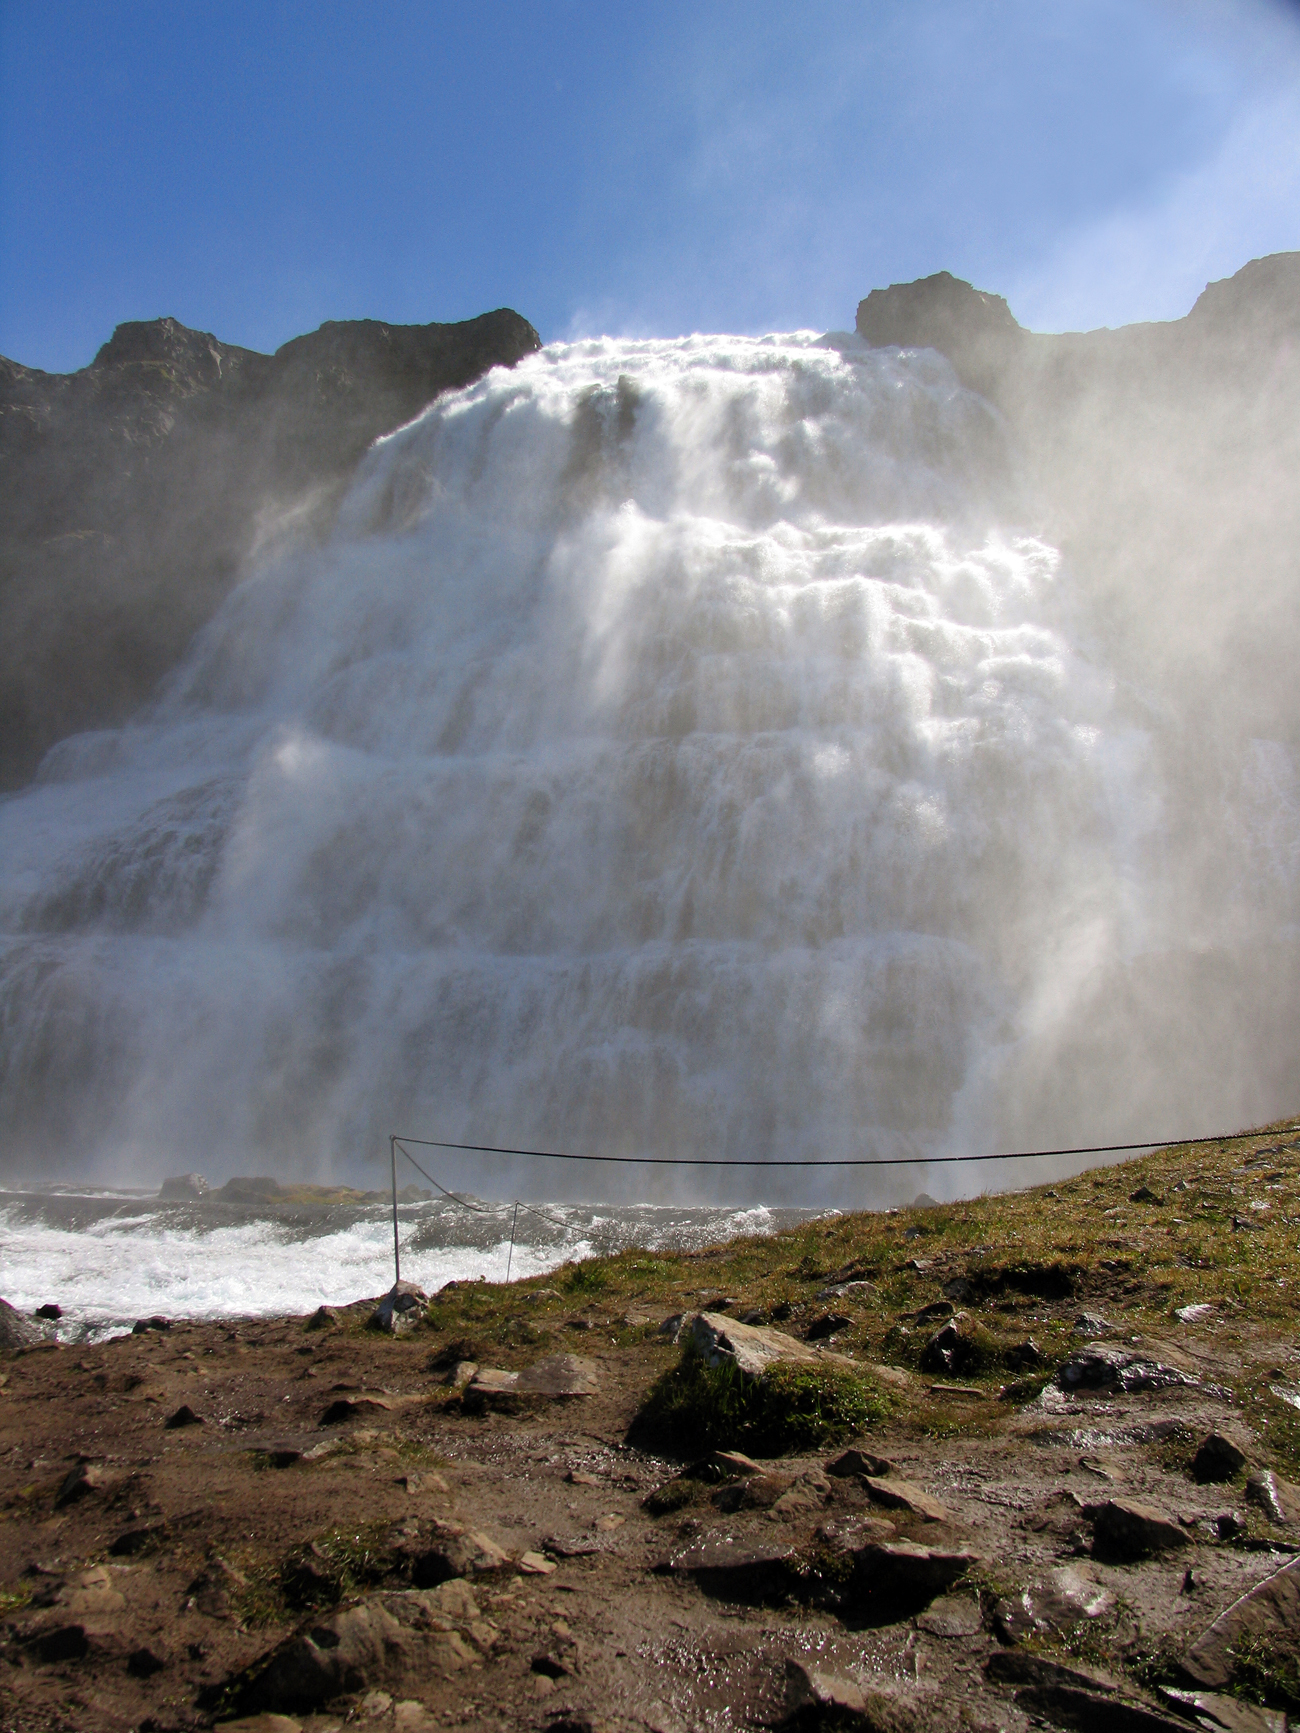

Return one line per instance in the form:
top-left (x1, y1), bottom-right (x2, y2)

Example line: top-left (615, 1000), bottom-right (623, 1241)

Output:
top-left (366, 1280), bottom-right (428, 1335)
top-left (687, 1311), bottom-right (850, 1377)
top-left (158, 1172), bottom-right (209, 1200)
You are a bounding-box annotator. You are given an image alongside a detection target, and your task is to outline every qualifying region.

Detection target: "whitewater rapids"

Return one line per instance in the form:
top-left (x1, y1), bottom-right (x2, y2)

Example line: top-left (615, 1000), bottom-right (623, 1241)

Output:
top-left (0, 330), bottom-right (1291, 1203)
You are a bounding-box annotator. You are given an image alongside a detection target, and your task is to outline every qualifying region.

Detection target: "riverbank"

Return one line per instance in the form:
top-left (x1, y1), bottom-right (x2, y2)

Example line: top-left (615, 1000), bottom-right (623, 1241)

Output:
top-left (3, 1122), bottom-right (1300, 1731)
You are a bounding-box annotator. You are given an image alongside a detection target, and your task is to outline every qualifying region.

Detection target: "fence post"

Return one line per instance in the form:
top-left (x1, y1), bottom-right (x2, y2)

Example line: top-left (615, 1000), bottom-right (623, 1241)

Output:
top-left (390, 1136), bottom-right (401, 1286)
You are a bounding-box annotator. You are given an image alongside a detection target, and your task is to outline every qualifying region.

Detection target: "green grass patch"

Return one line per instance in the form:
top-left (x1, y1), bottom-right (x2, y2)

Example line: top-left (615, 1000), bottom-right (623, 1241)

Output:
top-left (633, 1350), bottom-right (891, 1456)
top-left (561, 1259), bottom-right (609, 1295)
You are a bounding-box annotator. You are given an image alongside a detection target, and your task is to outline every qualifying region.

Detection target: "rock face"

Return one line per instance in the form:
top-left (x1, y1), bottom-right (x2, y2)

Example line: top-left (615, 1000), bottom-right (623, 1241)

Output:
top-left (0, 308), bottom-right (541, 788)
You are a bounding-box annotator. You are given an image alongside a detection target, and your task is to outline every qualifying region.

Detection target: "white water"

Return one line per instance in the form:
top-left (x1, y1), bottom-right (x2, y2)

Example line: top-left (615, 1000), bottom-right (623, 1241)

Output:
top-left (0, 1194), bottom-right (813, 1336)
top-left (0, 330), bottom-right (1293, 1205)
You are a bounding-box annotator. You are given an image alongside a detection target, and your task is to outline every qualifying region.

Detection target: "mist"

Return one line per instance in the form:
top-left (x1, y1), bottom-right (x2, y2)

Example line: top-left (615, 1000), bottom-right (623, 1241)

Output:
top-left (1, 275), bottom-right (1297, 1207)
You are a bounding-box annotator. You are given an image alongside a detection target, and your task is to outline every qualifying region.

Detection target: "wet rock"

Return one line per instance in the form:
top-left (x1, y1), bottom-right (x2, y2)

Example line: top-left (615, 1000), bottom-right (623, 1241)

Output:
top-left (1013, 1684), bottom-right (1187, 1730)
top-left (411, 1521), bottom-right (510, 1584)
top-left (0, 1298), bottom-right (46, 1348)
top-left (1158, 1687), bottom-right (1286, 1732)
top-left (1090, 1498), bottom-right (1190, 1561)
top-left (304, 1305), bottom-right (338, 1332)
top-left (826, 1448), bottom-right (896, 1478)
top-left (994, 1564), bottom-right (1116, 1641)
top-left (916, 1591), bottom-right (982, 1636)
top-left (779, 1659), bottom-right (921, 1731)
top-left (158, 1172), bottom-right (209, 1200)
top-left (712, 1473), bottom-right (793, 1513)
top-left (1192, 1429), bottom-right (1251, 1484)
top-left (54, 1461), bottom-right (104, 1507)
top-left (368, 1281), bottom-right (428, 1335)
top-left (985, 1651), bottom-right (1118, 1693)
top-left (687, 1310), bottom-right (848, 1375)
top-left (1246, 1468), bottom-right (1300, 1526)
top-left (33, 1303), bottom-right (62, 1321)
top-left (226, 1581), bottom-right (488, 1713)
top-left (165, 1402), bottom-right (204, 1428)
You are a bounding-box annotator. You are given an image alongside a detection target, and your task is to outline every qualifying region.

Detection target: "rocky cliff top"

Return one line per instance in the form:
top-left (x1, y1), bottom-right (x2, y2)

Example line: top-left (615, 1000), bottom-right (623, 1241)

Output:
top-left (0, 308), bottom-right (540, 788)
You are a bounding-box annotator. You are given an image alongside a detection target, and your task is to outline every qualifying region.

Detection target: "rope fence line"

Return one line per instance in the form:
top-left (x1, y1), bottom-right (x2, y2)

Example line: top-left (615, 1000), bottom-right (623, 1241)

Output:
top-left (383, 1121), bottom-right (1300, 1288)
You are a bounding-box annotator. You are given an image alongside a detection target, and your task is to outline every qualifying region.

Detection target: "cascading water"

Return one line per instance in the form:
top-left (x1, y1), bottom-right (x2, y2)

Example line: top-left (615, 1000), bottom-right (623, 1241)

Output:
top-left (0, 331), bottom-right (1290, 1207)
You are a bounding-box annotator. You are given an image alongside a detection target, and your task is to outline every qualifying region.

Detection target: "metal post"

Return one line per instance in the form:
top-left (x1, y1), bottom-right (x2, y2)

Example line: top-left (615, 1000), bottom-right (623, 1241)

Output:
top-left (505, 1200), bottom-right (519, 1284)
top-left (390, 1136), bottom-right (401, 1286)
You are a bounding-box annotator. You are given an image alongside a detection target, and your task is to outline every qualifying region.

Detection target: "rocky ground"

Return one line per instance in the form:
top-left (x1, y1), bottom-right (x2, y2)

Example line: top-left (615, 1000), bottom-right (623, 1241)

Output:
top-left (5, 1127), bottom-right (1300, 1733)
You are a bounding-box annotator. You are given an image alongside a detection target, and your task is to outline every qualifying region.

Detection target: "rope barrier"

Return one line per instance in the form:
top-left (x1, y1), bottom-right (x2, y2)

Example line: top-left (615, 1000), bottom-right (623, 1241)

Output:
top-left (383, 1120), bottom-right (1300, 1288)
top-left (388, 1124), bottom-right (1300, 1170)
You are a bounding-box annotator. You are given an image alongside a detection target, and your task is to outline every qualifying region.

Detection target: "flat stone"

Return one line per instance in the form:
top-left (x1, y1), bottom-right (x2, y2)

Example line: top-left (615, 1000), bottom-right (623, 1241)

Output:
top-left (780, 1659), bottom-right (921, 1732)
top-left (1060, 1342), bottom-right (1200, 1393)
top-left (519, 1552), bottom-right (556, 1574)
top-left (862, 1475), bottom-right (950, 1522)
top-left (444, 1359), bottom-right (477, 1387)
top-left (713, 1449), bottom-right (766, 1477)
top-left (916, 1592), bottom-right (982, 1637)
top-left (1090, 1498), bottom-right (1190, 1561)
top-left (687, 1311), bottom-right (849, 1376)
top-left (1013, 1684), bottom-right (1189, 1730)
top-left (1193, 1430), bottom-right (1251, 1484)
top-left (515, 1354), bottom-right (599, 1396)
top-left (660, 1538), bottom-right (797, 1601)
top-left (1158, 1687), bottom-right (1286, 1732)
top-left (1184, 1554), bottom-right (1300, 1689)
top-left (985, 1651), bottom-right (1119, 1693)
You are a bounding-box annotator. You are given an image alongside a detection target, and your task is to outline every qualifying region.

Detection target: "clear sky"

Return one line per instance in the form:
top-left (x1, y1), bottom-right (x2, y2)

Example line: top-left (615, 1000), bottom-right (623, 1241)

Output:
top-left (3, 0), bottom-right (1299, 372)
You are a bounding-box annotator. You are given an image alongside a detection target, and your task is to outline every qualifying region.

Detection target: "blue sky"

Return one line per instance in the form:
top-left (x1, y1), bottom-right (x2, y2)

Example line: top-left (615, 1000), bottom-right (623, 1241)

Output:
top-left (3, 0), bottom-right (1299, 372)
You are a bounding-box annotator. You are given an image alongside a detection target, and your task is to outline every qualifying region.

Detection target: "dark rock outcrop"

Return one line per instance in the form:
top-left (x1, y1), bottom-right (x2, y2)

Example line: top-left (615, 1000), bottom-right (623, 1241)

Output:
top-left (0, 308), bottom-right (540, 787)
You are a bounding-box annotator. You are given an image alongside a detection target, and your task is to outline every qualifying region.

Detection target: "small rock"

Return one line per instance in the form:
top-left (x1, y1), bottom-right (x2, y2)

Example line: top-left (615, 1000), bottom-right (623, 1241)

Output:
top-left (109, 1521), bottom-right (168, 1556)
top-left (1129, 1185), bottom-right (1164, 1204)
top-left (519, 1552), bottom-right (556, 1575)
top-left (1246, 1468), bottom-right (1300, 1526)
top-left (165, 1403), bottom-right (204, 1429)
top-left (712, 1449), bottom-right (766, 1478)
top-left (779, 1660), bottom-right (864, 1725)
top-left (54, 1461), bottom-right (104, 1508)
top-left (1192, 1430), bottom-right (1251, 1484)
top-left (186, 1557), bottom-right (248, 1618)
top-left (1073, 1312), bottom-right (1113, 1335)
top-left (1175, 1302), bottom-right (1215, 1323)
top-left (0, 1297), bottom-right (46, 1348)
top-left (1210, 1511), bottom-right (1246, 1540)
top-left (942, 1276), bottom-right (975, 1303)
top-left (368, 1281), bottom-right (428, 1335)
top-left (304, 1305), bottom-right (338, 1331)
top-left (566, 1469), bottom-right (600, 1486)
top-left (826, 1448), bottom-right (896, 1478)
top-left (862, 1475), bottom-right (950, 1523)
top-left (852, 1540), bottom-right (977, 1598)
top-left (23, 1624), bottom-right (91, 1663)
top-left (658, 1313), bottom-right (687, 1341)
top-left (411, 1521), bottom-right (510, 1584)
top-left (34, 1303), bottom-right (62, 1321)
top-left (659, 1538), bottom-right (798, 1601)
top-left (127, 1644), bottom-right (167, 1677)
top-left (319, 1394), bottom-right (393, 1425)
top-left (516, 1354), bottom-right (599, 1396)
top-left (687, 1311), bottom-right (848, 1376)
top-left (805, 1313), bottom-right (852, 1341)
top-left (1090, 1498), bottom-right (1189, 1562)
top-left (132, 1314), bottom-right (171, 1333)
